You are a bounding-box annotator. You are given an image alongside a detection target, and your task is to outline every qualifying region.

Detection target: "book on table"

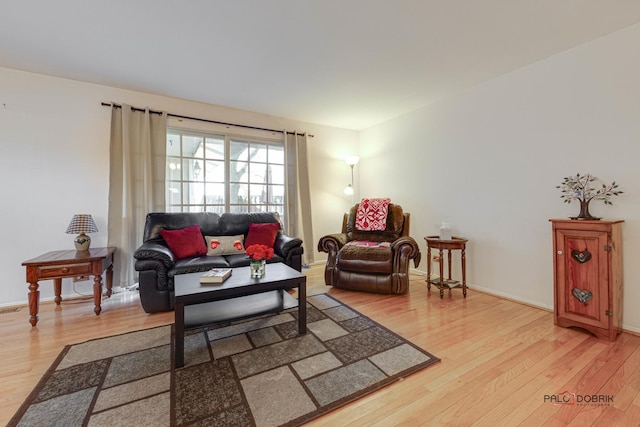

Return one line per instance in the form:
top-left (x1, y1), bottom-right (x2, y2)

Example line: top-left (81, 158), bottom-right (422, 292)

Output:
top-left (200, 268), bottom-right (232, 284)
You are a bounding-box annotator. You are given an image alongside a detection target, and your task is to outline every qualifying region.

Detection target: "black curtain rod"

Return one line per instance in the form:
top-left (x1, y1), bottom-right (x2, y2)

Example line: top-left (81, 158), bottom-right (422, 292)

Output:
top-left (101, 102), bottom-right (313, 137)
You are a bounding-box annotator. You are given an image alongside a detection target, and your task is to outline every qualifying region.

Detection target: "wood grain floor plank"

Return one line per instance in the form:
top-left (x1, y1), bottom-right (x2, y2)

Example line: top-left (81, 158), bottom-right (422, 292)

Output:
top-left (1, 265), bottom-right (638, 426)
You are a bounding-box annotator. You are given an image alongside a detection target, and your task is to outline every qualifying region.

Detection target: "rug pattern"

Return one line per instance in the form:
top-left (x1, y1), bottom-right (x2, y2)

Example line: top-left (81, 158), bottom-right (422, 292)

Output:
top-left (10, 294), bottom-right (439, 427)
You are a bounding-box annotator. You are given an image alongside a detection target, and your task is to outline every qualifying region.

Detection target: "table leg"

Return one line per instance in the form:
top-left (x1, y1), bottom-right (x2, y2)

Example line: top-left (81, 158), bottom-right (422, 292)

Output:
top-left (175, 302), bottom-right (185, 368)
top-left (298, 280), bottom-right (307, 334)
top-left (426, 247), bottom-right (431, 290)
top-left (447, 250), bottom-right (453, 280)
top-left (439, 248), bottom-right (444, 298)
top-left (105, 264), bottom-right (113, 298)
top-left (28, 281), bottom-right (40, 326)
top-left (93, 275), bottom-right (103, 315)
top-left (462, 247), bottom-right (467, 298)
top-left (53, 278), bottom-right (62, 305)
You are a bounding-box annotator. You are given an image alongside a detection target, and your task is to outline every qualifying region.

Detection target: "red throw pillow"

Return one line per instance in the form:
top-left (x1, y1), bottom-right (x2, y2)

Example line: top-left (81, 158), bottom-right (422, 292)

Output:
top-left (159, 225), bottom-right (207, 259)
top-left (244, 222), bottom-right (280, 248)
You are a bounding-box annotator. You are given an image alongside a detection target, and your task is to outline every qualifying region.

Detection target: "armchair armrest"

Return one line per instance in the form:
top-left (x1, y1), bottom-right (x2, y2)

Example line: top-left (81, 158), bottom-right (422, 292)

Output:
top-left (318, 233), bottom-right (349, 287)
top-left (391, 236), bottom-right (421, 268)
top-left (317, 233), bottom-right (349, 255)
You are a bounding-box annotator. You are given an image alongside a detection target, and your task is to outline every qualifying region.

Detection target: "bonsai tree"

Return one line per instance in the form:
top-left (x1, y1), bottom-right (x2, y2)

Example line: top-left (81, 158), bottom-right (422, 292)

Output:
top-left (556, 173), bottom-right (622, 220)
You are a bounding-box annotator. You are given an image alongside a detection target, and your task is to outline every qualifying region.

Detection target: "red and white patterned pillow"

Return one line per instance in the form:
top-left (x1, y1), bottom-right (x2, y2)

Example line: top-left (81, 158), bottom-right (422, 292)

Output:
top-left (355, 198), bottom-right (391, 231)
top-left (205, 235), bottom-right (245, 256)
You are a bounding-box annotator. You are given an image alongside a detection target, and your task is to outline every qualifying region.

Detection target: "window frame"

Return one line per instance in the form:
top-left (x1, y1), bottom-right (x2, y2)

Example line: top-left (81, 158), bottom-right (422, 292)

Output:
top-left (166, 126), bottom-right (286, 216)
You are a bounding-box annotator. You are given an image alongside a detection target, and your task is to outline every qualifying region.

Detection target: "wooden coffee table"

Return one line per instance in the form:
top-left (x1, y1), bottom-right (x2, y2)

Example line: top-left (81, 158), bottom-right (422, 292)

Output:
top-left (174, 263), bottom-right (307, 368)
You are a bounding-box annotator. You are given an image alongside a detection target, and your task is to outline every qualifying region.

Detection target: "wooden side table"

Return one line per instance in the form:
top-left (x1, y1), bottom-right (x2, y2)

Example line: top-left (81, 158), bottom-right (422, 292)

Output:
top-left (424, 236), bottom-right (468, 298)
top-left (22, 247), bottom-right (116, 326)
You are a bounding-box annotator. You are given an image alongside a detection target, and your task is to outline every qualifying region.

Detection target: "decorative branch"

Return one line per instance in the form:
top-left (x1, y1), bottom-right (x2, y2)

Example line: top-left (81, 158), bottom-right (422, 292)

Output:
top-left (556, 173), bottom-right (623, 205)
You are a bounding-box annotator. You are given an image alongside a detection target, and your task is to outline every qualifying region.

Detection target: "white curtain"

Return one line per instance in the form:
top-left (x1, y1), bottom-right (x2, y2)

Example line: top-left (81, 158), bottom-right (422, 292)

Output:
top-left (284, 131), bottom-right (314, 265)
top-left (108, 104), bottom-right (167, 287)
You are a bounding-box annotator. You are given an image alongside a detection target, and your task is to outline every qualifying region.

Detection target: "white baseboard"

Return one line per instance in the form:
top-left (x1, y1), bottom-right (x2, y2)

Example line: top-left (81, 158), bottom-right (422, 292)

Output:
top-left (409, 268), bottom-right (640, 336)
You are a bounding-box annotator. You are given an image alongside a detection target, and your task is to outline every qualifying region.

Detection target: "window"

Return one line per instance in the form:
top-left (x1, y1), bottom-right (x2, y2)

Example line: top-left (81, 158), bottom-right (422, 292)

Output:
top-left (166, 128), bottom-right (285, 217)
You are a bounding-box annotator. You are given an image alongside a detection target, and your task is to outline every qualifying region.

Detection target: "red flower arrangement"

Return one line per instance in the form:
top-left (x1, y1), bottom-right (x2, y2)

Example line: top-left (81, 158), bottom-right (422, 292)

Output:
top-left (245, 244), bottom-right (274, 261)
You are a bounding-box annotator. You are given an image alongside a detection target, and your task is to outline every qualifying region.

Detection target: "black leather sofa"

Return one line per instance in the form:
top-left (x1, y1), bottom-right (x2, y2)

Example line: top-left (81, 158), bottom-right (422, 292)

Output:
top-left (134, 211), bottom-right (304, 313)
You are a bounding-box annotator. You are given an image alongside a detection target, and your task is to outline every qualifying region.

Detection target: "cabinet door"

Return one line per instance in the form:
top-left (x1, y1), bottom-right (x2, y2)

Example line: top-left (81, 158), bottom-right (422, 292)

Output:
top-left (555, 229), bottom-right (610, 330)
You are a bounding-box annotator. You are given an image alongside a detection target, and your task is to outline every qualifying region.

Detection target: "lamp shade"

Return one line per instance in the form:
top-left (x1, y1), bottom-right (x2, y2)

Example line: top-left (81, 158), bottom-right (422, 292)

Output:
top-left (66, 214), bottom-right (98, 234)
top-left (345, 156), bottom-right (359, 167)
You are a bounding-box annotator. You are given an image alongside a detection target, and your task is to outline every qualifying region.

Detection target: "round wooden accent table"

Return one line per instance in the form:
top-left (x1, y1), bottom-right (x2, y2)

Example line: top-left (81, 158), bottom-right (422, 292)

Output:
top-left (424, 236), bottom-right (468, 298)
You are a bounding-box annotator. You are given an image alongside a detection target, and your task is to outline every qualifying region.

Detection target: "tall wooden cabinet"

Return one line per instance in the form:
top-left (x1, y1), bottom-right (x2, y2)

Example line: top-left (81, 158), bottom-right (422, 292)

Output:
top-left (550, 219), bottom-right (623, 341)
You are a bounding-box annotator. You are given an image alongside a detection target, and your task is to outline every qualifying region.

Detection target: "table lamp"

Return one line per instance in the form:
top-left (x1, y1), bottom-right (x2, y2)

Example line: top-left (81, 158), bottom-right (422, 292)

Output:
top-left (66, 214), bottom-right (98, 251)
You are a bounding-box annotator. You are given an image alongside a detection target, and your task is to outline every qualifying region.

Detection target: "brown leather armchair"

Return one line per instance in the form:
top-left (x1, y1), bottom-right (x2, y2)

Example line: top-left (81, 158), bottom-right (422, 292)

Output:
top-left (317, 203), bottom-right (421, 294)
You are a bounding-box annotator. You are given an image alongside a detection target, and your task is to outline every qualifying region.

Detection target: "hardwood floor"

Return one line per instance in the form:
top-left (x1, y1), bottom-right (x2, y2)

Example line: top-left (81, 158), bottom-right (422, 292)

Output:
top-left (2, 264), bottom-right (639, 426)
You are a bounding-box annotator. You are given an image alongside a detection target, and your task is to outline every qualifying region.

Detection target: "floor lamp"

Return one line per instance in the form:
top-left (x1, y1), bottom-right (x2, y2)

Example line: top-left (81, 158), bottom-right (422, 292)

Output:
top-left (343, 156), bottom-right (359, 202)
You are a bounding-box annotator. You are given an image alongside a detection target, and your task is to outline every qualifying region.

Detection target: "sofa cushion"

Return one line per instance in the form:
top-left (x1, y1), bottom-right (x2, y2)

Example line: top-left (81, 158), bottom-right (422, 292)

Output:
top-left (345, 240), bottom-right (391, 248)
top-left (159, 225), bottom-right (207, 260)
top-left (245, 222), bottom-right (280, 248)
top-left (169, 255), bottom-right (230, 277)
top-left (226, 253), bottom-right (285, 268)
top-left (337, 243), bottom-right (392, 273)
top-left (144, 212), bottom-right (221, 243)
top-left (205, 235), bottom-right (245, 256)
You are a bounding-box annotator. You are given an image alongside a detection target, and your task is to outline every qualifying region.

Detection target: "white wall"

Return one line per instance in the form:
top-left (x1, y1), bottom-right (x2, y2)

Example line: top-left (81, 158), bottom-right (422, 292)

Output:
top-left (359, 23), bottom-right (640, 332)
top-left (0, 67), bottom-right (357, 308)
top-left (5, 22), bottom-right (639, 333)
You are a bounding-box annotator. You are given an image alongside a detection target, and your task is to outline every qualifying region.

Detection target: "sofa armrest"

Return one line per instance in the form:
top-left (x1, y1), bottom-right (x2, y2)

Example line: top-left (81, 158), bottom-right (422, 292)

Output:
top-left (317, 233), bottom-right (349, 255)
top-left (133, 241), bottom-right (175, 268)
top-left (274, 234), bottom-right (303, 258)
top-left (134, 258), bottom-right (171, 291)
top-left (391, 236), bottom-right (421, 268)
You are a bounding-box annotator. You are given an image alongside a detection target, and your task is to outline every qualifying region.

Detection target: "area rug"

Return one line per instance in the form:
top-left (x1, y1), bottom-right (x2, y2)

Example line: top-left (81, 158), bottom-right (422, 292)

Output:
top-left (9, 294), bottom-right (439, 427)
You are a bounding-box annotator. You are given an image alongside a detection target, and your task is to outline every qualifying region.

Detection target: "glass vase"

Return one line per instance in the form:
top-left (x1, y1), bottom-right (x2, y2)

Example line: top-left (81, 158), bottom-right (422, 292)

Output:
top-left (250, 259), bottom-right (266, 279)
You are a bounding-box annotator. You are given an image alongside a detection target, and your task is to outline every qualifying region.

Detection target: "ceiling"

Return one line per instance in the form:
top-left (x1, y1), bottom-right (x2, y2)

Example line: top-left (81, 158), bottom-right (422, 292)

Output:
top-left (2, 1), bottom-right (640, 130)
